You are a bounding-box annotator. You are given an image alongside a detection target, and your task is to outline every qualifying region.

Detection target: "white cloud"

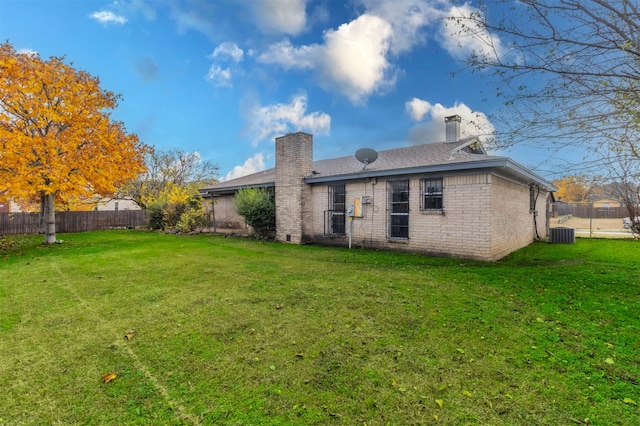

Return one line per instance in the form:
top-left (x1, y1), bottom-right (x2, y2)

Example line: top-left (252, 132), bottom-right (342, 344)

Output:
top-left (359, 1), bottom-right (504, 61)
top-left (224, 153), bottom-right (266, 181)
top-left (206, 42), bottom-right (243, 87)
top-left (210, 42), bottom-right (244, 63)
top-left (250, 0), bottom-right (307, 35)
top-left (246, 93), bottom-right (331, 145)
top-left (258, 14), bottom-right (395, 104)
top-left (169, 2), bottom-right (217, 39)
top-left (405, 99), bottom-right (495, 143)
top-left (258, 40), bottom-right (316, 70)
top-left (405, 97), bottom-right (432, 121)
top-left (438, 3), bottom-right (505, 61)
top-left (261, 0), bottom-right (503, 104)
top-left (320, 14), bottom-right (395, 103)
top-left (256, 2), bottom-right (503, 104)
top-left (358, 0), bottom-right (442, 55)
top-left (90, 11), bottom-right (128, 25)
top-left (205, 65), bottom-right (232, 87)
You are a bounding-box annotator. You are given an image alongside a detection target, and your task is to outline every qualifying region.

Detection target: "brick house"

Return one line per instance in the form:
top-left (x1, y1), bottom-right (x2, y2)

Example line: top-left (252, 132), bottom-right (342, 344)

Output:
top-left (200, 116), bottom-right (557, 261)
top-left (94, 196), bottom-right (141, 211)
top-left (0, 197), bottom-right (140, 213)
top-left (592, 198), bottom-right (621, 208)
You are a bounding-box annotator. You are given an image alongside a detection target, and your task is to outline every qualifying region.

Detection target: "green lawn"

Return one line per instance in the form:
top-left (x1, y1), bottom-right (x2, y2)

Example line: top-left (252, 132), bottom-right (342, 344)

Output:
top-left (1, 231), bottom-right (638, 425)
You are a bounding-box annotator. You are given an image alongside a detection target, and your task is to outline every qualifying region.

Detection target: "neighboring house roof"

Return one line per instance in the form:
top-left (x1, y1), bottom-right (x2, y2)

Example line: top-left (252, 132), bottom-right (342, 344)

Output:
top-left (593, 198), bottom-right (620, 203)
top-left (200, 138), bottom-right (557, 196)
top-left (201, 169), bottom-right (276, 195)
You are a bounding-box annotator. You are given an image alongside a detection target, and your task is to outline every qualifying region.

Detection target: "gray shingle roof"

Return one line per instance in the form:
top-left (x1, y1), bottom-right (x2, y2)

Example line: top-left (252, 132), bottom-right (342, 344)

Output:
top-left (202, 168), bottom-right (275, 192)
top-left (200, 138), bottom-right (556, 194)
top-left (310, 138), bottom-right (492, 177)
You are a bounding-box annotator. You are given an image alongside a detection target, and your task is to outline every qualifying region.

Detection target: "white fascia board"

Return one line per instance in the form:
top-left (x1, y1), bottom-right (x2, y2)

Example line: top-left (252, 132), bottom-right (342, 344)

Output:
top-left (200, 182), bottom-right (275, 196)
top-left (305, 158), bottom-right (557, 191)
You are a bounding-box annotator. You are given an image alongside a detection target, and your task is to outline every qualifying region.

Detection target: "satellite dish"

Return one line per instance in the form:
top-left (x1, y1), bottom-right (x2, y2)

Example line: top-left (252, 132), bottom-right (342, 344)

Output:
top-left (355, 148), bottom-right (378, 170)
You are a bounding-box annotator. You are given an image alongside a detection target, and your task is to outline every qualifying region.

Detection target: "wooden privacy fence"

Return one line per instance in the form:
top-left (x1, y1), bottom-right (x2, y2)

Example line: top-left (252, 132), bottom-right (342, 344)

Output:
top-left (0, 210), bottom-right (148, 235)
top-left (551, 203), bottom-right (628, 219)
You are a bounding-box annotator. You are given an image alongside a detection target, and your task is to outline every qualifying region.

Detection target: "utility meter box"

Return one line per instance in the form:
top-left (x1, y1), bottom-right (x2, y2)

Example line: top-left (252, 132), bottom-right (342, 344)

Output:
top-left (353, 197), bottom-right (363, 217)
top-left (347, 205), bottom-right (354, 217)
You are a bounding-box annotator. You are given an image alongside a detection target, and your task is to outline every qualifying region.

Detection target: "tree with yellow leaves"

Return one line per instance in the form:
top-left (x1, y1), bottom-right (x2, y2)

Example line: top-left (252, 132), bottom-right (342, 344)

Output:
top-left (552, 175), bottom-right (595, 203)
top-left (0, 42), bottom-right (149, 243)
top-left (145, 182), bottom-right (208, 232)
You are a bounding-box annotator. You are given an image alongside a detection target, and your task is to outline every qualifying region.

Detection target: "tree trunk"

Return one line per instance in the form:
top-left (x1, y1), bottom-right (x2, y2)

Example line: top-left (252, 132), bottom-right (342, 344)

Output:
top-left (43, 192), bottom-right (57, 244)
top-left (38, 194), bottom-right (46, 234)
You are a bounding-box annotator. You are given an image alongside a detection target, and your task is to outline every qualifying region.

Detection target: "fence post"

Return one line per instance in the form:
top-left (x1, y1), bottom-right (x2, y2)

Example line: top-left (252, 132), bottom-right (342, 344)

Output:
top-left (589, 202), bottom-right (593, 238)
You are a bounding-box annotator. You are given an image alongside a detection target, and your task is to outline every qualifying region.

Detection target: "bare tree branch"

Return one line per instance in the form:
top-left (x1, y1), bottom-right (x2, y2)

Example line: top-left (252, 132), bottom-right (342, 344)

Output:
top-left (450, 0), bottom-right (640, 159)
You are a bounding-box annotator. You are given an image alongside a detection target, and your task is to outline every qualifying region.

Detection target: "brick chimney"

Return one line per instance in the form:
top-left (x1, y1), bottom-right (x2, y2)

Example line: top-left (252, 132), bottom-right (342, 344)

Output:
top-left (445, 115), bottom-right (461, 143)
top-left (275, 132), bottom-right (313, 244)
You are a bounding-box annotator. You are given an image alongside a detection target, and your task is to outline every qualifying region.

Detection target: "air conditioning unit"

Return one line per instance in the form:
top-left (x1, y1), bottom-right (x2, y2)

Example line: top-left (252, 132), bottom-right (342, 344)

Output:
top-left (549, 227), bottom-right (575, 244)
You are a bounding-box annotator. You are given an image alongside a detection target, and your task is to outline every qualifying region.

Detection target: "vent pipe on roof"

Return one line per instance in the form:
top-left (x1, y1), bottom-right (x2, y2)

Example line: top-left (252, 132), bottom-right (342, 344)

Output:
top-left (445, 115), bottom-right (461, 143)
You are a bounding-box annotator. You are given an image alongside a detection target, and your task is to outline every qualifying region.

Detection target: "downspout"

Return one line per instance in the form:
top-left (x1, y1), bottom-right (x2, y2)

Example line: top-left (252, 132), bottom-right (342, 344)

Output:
top-left (532, 185), bottom-right (541, 241)
top-left (209, 192), bottom-right (217, 233)
top-left (545, 193), bottom-right (552, 238)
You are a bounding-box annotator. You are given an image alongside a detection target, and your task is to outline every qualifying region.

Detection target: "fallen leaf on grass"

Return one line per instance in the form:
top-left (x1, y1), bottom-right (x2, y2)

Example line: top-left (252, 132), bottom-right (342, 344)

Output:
top-left (569, 417), bottom-right (592, 424)
top-left (462, 390), bottom-right (472, 397)
top-left (455, 348), bottom-right (465, 354)
top-left (101, 373), bottom-right (117, 383)
top-left (623, 398), bottom-right (638, 406)
top-left (435, 399), bottom-right (443, 409)
top-left (124, 329), bottom-right (136, 340)
top-left (604, 357), bottom-right (614, 364)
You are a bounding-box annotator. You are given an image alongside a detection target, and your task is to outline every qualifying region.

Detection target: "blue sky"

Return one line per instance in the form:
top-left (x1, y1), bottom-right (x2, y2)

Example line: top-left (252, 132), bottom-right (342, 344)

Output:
top-left (0, 0), bottom-right (566, 181)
